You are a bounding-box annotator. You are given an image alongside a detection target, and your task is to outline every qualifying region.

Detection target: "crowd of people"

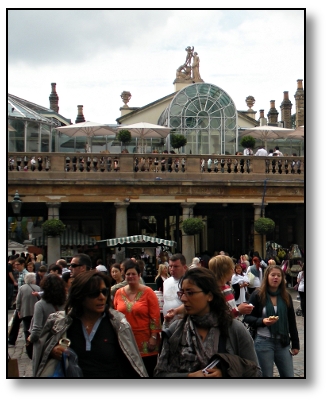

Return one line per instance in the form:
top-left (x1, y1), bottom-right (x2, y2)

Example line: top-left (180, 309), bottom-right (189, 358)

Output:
top-left (7, 247), bottom-right (303, 378)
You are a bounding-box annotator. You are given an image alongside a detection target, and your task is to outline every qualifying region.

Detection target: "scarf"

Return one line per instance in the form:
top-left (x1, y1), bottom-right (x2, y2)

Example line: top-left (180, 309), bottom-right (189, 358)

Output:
top-left (266, 288), bottom-right (289, 345)
top-left (157, 313), bottom-right (220, 374)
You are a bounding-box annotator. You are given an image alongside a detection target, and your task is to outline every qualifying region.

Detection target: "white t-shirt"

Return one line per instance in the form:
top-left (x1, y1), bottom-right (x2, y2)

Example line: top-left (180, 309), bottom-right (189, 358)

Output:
top-left (162, 276), bottom-right (182, 317)
top-left (297, 271), bottom-right (304, 292)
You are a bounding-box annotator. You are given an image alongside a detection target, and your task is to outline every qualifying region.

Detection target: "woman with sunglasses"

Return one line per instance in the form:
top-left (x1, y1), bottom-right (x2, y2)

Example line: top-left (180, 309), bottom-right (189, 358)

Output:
top-left (154, 268), bottom-right (260, 377)
top-left (33, 271), bottom-right (148, 378)
top-left (113, 259), bottom-right (161, 377)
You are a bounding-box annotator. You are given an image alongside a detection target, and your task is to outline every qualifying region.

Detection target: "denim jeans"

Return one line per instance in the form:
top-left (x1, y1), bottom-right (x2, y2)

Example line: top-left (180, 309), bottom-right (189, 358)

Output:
top-left (254, 335), bottom-right (294, 377)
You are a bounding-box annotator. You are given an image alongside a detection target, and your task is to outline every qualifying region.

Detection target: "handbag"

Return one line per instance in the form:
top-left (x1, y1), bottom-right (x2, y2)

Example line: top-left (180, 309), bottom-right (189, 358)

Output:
top-left (39, 348), bottom-right (83, 378)
top-left (8, 355), bottom-right (19, 378)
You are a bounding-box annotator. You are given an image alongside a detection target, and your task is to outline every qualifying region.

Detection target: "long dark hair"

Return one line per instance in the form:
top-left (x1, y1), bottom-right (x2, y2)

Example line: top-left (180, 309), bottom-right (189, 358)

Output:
top-left (258, 265), bottom-right (290, 306)
top-left (40, 274), bottom-right (66, 307)
top-left (65, 271), bottom-right (111, 317)
top-left (179, 268), bottom-right (232, 336)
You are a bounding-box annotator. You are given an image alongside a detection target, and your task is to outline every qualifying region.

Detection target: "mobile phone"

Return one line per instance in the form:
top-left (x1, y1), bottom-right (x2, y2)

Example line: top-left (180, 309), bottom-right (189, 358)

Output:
top-left (202, 358), bottom-right (220, 374)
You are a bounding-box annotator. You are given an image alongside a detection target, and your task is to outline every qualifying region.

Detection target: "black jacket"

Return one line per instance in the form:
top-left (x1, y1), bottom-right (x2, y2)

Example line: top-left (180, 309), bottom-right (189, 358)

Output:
top-left (243, 289), bottom-right (300, 350)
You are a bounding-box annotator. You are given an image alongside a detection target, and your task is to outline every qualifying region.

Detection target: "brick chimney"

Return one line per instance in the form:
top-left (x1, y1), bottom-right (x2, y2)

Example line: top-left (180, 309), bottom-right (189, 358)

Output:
top-left (294, 79), bottom-right (304, 127)
top-left (49, 83), bottom-right (59, 113)
top-left (267, 100), bottom-right (279, 124)
top-left (280, 91), bottom-right (292, 128)
top-left (259, 109), bottom-right (267, 126)
top-left (75, 105), bottom-right (85, 124)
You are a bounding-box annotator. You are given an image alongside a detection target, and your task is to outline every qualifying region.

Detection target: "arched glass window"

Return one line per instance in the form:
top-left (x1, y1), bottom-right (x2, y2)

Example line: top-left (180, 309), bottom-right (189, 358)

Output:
top-left (158, 83), bottom-right (238, 154)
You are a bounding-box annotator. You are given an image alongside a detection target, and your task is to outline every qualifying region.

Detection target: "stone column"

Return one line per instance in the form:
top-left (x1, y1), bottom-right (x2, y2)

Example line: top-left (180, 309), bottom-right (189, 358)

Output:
top-left (47, 202), bottom-right (61, 219)
top-left (46, 202), bottom-right (61, 266)
top-left (181, 202), bottom-right (196, 264)
top-left (114, 202), bottom-right (130, 262)
top-left (253, 204), bottom-right (264, 258)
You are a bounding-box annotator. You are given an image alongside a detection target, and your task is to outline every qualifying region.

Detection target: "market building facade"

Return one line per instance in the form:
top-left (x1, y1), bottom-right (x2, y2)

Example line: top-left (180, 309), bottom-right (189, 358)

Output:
top-left (8, 49), bottom-right (304, 270)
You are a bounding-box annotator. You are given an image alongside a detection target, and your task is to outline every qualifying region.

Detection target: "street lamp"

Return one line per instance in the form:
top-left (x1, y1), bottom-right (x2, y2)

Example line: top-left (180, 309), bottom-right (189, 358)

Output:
top-left (11, 190), bottom-right (22, 220)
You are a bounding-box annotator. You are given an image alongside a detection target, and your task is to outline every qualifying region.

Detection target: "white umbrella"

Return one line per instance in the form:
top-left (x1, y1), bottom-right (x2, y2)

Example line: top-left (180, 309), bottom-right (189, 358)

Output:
top-left (286, 125), bottom-right (304, 140)
top-left (116, 122), bottom-right (171, 139)
top-left (56, 121), bottom-right (117, 137)
top-left (240, 125), bottom-right (295, 148)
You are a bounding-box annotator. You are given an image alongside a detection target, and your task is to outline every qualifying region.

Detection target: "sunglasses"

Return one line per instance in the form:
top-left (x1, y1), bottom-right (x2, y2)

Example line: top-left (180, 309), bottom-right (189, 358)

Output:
top-left (177, 290), bottom-right (204, 298)
top-left (87, 288), bottom-right (109, 299)
top-left (69, 263), bottom-right (82, 268)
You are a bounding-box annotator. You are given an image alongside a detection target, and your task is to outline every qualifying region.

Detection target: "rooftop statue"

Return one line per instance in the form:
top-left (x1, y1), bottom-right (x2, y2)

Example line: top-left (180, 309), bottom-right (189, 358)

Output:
top-left (184, 46), bottom-right (194, 66)
top-left (176, 64), bottom-right (192, 80)
top-left (174, 46), bottom-right (204, 84)
top-left (192, 52), bottom-right (203, 82)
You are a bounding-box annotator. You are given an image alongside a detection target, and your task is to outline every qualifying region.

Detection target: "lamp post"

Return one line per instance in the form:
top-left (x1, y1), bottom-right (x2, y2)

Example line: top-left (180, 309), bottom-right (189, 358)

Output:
top-left (11, 190), bottom-right (22, 219)
top-left (11, 190), bottom-right (22, 242)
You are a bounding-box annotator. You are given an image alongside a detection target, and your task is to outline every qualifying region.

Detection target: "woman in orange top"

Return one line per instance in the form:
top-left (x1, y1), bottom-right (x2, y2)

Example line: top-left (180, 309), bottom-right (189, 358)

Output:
top-left (113, 259), bottom-right (161, 377)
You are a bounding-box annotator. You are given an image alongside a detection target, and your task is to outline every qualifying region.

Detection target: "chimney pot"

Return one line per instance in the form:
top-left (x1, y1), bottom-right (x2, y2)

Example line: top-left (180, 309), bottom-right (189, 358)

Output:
top-left (75, 105), bottom-right (85, 124)
top-left (49, 82), bottom-right (59, 113)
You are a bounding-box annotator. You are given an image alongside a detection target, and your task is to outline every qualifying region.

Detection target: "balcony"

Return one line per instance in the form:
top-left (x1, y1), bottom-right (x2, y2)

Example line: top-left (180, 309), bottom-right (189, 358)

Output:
top-left (8, 153), bottom-right (304, 205)
top-left (8, 152), bottom-right (304, 178)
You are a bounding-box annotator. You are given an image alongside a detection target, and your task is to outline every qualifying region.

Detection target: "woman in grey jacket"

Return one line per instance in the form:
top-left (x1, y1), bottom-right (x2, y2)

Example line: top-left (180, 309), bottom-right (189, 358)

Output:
top-left (15, 272), bottom-right (40, 342)
top-left (154, 268), bottom-right (261, 377)
top-left (34, 271), bottom-right (148, 378)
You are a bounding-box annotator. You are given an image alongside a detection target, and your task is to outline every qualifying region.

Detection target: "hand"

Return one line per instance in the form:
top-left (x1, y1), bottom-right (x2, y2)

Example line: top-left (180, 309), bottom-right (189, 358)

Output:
top-left (263, 317), bottom-right (279, 326)
top-left (237, 302), bottom-right (254, 315)
top-left (147, 337), bottom-right (157, 351)
top-left (188, 368), bottom-right (223, 378)
top-left (27, 336), bottom-right (31, 342)
top-left (31, 291), bottom-right (39, 297)
top-left (290, 348), bottom-right (299, 356)
top-left (164, 308), bottom-right (176, 322)
top-left (50, 344), bottom-right (66, 361)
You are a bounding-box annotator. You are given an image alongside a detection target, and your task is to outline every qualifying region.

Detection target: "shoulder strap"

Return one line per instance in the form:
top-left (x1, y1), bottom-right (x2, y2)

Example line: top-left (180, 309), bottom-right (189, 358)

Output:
top-left (218, 334), bottom-right (227, 353)
top-left (29, 284), bottom-right (40, 300)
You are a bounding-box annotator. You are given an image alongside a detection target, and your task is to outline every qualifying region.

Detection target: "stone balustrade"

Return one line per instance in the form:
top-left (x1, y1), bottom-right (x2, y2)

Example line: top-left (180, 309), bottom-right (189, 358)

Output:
top-left (8, 153), bottom-right (304, 177)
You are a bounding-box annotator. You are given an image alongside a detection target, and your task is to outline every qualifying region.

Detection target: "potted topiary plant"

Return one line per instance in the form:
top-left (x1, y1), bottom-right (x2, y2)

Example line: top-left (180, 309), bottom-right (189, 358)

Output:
top-left (254, 217), bottom-right (275, 235)
top-left (42, 219), bottom-right (66, 237)
top-left (182, 217), bottom-right (204, 235)
top-left (240, 135), bottom-right (256, 149)
top-left (116, 129), bottom-right (132, 152)
top-left (170, 133), bottom-right (187, 153)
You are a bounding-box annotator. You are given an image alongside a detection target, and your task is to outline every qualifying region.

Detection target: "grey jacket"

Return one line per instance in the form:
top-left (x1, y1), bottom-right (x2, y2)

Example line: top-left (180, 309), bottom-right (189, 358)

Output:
top-left (29, 299), bottom-right (65, 343)
top-left (154, 318), bottom-right (261, 377)
top-left (33, 308), bottom-right (148, 377)
top-left (16, 283), bottom-right (40, 317)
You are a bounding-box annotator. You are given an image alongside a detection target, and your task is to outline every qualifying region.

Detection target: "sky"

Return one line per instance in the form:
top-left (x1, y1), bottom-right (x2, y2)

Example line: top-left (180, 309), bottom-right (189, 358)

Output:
top-left (8, 9), bottom-right (305, 125)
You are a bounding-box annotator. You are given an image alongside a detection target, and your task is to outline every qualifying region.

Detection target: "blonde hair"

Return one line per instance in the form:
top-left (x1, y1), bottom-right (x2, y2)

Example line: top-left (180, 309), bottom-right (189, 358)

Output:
top-left (208, 255), bottom-right (234, 284)
top-left (155, 264), bottom-right (169, 281)
top-left (36, 254), bottom-right (43, 263)
top-left (268, 259), bottom-right (276, 266)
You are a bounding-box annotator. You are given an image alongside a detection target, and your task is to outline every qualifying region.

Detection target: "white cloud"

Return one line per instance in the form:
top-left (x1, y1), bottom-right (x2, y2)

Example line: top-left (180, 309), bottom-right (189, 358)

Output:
top-left (8, 9), bottom-right (304, 124)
